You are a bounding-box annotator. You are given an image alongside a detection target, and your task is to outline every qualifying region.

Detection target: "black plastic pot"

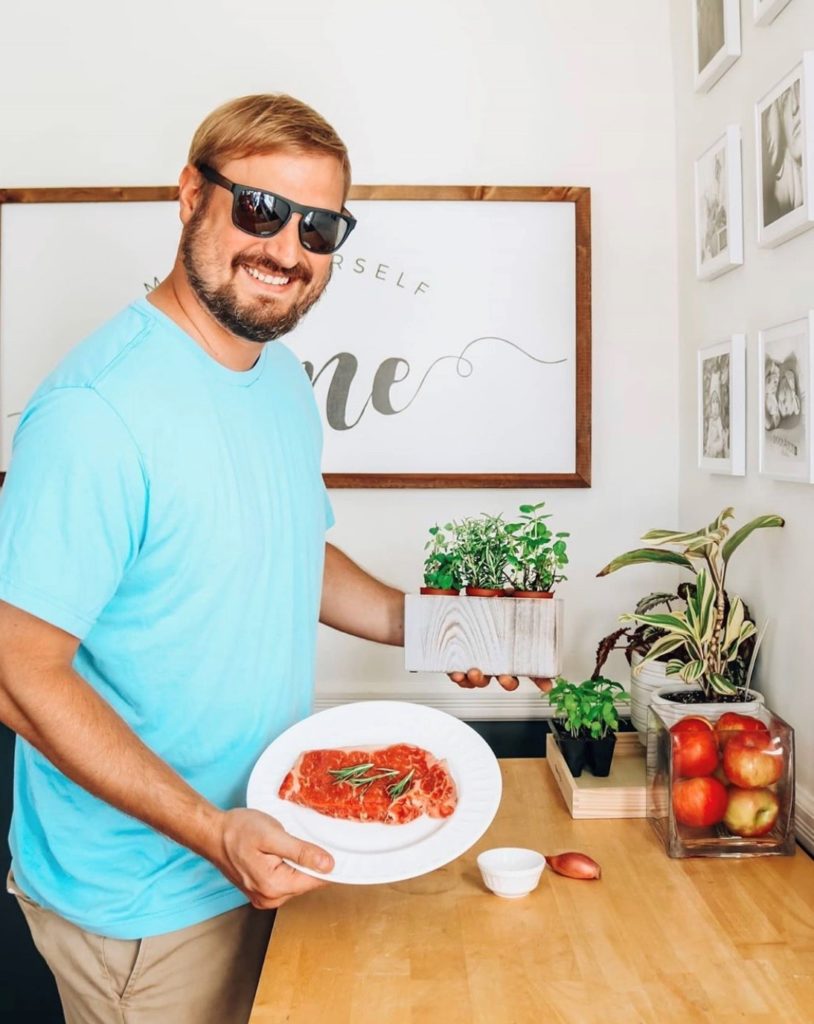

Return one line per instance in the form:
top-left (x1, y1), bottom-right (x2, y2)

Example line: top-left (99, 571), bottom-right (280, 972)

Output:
top-left (551, 722), bottom-right (587, 778)
top-left (586, 734), bottom-right (617, 778)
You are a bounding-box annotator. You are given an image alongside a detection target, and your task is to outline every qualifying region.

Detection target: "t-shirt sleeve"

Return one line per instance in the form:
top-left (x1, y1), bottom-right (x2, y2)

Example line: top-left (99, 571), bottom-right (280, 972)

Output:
top-left (323, 483), bottom-right (335, 531)
top-left (0, 386), bottom-right (148, 640)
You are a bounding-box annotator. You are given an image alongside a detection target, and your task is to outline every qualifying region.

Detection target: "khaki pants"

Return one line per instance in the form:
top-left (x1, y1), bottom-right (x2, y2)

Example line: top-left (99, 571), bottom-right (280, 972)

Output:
top-left (9, 873), bottom-right (274, 1024)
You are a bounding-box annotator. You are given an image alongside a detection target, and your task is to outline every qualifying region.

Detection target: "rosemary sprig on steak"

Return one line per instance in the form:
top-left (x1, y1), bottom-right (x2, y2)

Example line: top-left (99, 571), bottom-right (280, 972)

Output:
top-left (327, 763), bottom-right (399, 789)
top-left (387, 768), bottom-right (415, 799)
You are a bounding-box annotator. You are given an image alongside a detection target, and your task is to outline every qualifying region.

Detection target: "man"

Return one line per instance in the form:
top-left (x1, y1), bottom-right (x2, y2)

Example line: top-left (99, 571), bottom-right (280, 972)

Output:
top-left (0, 94), bottom-right (544, 1024)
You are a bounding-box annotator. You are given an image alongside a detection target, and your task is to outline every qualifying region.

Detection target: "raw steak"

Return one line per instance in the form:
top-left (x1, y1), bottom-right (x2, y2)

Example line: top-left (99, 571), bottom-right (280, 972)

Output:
top-left (278, 743), bottom-right (457, 824)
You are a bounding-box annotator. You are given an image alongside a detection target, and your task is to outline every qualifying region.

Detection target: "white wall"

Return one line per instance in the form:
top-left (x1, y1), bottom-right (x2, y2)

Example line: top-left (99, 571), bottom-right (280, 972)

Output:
top-left (669, 0), bottom-right (814, 833)
top-left (0, 1), bottom-right (680, 719)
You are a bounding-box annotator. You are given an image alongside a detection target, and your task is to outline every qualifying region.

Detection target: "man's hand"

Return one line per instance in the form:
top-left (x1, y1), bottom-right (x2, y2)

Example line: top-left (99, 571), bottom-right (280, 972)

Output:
top-left (214, 808), bottom-right (335, 910)
top-left (448, 670), bottom-right (553, 693)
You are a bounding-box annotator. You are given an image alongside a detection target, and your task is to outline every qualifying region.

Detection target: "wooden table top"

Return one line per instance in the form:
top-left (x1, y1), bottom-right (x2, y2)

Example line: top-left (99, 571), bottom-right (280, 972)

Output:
top-left (249, 758), bottom-right (814, 1024)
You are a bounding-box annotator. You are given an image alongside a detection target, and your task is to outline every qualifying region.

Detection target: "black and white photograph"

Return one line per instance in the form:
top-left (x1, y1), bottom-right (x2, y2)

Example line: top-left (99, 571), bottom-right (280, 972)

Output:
top-left (698, 336), bottom-right (745, 475)
top-left (695, 126), bottom-right (743, 280)
top-left (758, 315), bottom-right (814, 482)
top-left (693, 0), bottom-right (741, 93)
top-left (756, 54), bottom-right (814, 247)
top-left (754, 0), bottom-right (794, 26)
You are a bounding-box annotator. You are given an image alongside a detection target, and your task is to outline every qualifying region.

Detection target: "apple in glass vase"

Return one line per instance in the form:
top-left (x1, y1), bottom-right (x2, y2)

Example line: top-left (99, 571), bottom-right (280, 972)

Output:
top-left (723, 787), bottom-right (780, 837)
top-left (722, 732), bottom-right (784, 789)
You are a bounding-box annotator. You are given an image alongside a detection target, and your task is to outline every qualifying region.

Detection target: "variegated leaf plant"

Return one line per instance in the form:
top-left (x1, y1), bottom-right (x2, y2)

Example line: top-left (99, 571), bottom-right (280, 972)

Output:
top-left (597, 507), bottom-right (784, 699)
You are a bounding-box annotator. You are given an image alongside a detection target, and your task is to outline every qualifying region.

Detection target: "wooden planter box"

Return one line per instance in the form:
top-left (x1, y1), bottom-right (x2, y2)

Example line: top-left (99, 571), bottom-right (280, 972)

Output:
top-left (403, 593), bottom-right (562, 677)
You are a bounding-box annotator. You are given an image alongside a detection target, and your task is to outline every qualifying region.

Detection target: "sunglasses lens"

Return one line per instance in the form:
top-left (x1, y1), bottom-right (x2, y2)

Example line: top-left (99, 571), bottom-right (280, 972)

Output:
top-left (234, 189), bottom-right (288, 236)
top-left (300, 211), bottom-right (351, 255)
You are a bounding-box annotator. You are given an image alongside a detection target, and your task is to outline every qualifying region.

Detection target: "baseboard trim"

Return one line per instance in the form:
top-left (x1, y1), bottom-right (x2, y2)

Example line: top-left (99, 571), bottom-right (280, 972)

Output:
top-left (313, 691), bottom-right (632, 722)
top-left (796, 783), bottom-right (814, 855)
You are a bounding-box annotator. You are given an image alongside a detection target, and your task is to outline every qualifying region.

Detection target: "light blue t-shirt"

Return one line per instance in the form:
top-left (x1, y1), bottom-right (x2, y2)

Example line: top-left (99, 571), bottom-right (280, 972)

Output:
top-left (0, 298), bottom-right (333, 939)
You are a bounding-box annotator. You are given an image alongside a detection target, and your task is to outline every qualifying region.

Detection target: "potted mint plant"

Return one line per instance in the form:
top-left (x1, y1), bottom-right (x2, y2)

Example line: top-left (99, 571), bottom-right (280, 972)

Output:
top-left (421, 523), bottom-right (462, 595)
top-left (504, 502), bottom-right (569, 597)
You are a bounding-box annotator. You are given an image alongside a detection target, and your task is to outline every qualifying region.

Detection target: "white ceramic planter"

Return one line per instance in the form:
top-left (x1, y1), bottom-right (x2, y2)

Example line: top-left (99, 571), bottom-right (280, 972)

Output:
top-left (629, 653), bottom-right (670, 746)
top-left (649, 684), bottom-right (765, 731)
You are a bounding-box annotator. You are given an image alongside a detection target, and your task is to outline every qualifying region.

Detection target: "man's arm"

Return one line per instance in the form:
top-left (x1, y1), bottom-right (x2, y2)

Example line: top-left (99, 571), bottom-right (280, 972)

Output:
top-left (0, 600), bottom-right (333, 909)
top-left (320, 544), bottom-right (552, 692)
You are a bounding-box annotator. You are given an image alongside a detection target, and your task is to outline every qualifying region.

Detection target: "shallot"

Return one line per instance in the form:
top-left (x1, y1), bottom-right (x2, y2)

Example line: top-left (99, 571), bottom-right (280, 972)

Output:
top-left (545, 852), bottom-right (601, 880)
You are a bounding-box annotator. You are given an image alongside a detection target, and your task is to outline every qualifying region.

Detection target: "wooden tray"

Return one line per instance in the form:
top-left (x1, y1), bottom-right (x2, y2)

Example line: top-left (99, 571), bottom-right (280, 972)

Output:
top-left (546, 730), bottom-right (646, 819)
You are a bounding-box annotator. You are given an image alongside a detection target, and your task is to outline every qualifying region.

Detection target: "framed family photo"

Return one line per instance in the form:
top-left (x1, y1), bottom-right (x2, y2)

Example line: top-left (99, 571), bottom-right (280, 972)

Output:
top-left (692, 0), bottom-right (741, 93)
top-left (698, 335), bottom-right (745, 476)
top-left (756, 53), bottom-right (814, 248)
top-left (758, 314), bottom-right (814, 483)
top-left (754, 0), bottom-right (793, 26)
top-left (694, 126), bottom-right (743, 280)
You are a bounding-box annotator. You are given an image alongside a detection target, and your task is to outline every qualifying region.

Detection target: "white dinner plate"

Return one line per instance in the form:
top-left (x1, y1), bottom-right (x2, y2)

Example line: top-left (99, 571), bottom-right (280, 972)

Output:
top-left (246, 700), bottom-right (502, 885)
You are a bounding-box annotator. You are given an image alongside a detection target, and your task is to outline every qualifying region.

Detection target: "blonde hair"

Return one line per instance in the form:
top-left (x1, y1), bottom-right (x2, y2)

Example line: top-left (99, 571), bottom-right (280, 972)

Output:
top-left (188, 94), bottom-right (351, 199)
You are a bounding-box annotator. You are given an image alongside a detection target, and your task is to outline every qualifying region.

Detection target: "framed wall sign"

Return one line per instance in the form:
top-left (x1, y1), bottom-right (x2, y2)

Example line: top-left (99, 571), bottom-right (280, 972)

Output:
top-left (692, 0), bottom-right (741, 94)
top-left (0, 184), bottom-right (591, 489)
top-left (694, 126), bottom-right (744, 280)
top-left (697, 334), bottom-right (746, 476)
top-left (756, 53), bottom-right (814, 248)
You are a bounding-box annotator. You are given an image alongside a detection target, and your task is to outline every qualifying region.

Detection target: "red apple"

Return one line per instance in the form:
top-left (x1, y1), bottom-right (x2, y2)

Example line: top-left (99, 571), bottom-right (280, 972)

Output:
top-left (672, 776), bottom-right (729, 828)
top-left (723, 732), bottom-right (784, 789)
top-left (723, 787), bottom-right (780, 837)
top-left (715, 712), bottom-right (769, 749)
top-left (670, 722), bottom-right (719, 778)
top-left (672, 715), bottom-right (715, 734)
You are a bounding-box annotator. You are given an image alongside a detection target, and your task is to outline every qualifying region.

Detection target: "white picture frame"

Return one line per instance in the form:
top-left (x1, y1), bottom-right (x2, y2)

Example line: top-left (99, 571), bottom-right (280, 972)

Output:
top-left (692, 0), bottom-right (741, 93)
top-left (754, 0), bottom-right (793, 26)
top-left (758, 313), bottom-right (814, 483)
top-left (756, 53), bottom-right (814, 248)
top-left (698, 335), bottom-right (746, 475)
top-left (694, 126), bottom-right (743, 280)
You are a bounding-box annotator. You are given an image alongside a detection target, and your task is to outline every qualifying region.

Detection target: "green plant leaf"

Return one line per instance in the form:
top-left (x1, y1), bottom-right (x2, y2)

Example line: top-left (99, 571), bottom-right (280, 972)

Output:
top-left (680, 659), bottom-right (705, 682)
top-left (721, 515), bottom-right (785, 564)
top-left (620, 611), bottom-right (694, 638)
top-left (709, 673), bottom-right (737, 695)
top-left (636, 634), bottom-right (686, 664)
top-left (597, 549), bottom-right (695, 576)
top-left (722, 596), bottom-right (745, 650)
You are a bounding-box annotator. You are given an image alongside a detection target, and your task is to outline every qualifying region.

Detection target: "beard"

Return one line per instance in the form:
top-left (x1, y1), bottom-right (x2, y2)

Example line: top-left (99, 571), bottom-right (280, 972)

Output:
top-left (181, 200), bottom-right (331, 343)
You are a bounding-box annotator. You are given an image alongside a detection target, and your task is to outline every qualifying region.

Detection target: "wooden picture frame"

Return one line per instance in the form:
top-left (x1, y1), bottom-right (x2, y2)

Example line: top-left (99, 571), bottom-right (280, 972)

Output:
top-left (0, 184), bottom-right (591, 488)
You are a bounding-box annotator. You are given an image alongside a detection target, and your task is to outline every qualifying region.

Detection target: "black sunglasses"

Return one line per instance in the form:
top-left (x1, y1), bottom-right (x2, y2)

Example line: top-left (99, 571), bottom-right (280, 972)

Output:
top-left (197, 164), bottom-right (356, 255)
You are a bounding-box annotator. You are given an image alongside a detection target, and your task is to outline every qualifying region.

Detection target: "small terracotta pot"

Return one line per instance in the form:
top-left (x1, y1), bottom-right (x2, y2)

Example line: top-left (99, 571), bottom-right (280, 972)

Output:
top-left (465, 586), bottom-right (505, 597)
top-left (511, 590), bottom-right (554, 599)
top-left (419, 586), bottom-right (459, 596)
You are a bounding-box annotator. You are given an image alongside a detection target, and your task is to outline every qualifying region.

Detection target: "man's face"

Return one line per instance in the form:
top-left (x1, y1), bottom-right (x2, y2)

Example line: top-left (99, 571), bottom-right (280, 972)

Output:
top-left (180, 149), bottom-right (344, 343)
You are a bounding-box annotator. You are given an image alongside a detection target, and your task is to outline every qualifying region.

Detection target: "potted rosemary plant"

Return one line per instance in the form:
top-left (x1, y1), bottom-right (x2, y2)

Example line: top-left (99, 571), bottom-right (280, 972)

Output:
top-left (456, 514), bottom-right (511, 596)
top-left (597, 507), bottom-right (784, 728)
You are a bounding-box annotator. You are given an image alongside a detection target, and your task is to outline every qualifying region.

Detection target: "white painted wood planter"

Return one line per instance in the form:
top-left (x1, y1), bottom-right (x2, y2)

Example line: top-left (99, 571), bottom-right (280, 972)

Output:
top-left (404, 594), bottom-right (563, 678)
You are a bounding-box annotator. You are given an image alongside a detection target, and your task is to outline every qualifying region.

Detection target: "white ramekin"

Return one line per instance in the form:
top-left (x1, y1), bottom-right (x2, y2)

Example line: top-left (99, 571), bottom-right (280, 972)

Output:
top-left (476, 847), bottom-right (546, 898)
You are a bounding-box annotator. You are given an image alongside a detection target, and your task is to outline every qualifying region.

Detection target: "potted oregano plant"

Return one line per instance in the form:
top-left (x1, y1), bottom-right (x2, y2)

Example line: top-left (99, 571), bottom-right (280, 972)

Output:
top-left (545, 676), bottom-right (629, 777)
top-left (505, 502), bottom-right (569, 597)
